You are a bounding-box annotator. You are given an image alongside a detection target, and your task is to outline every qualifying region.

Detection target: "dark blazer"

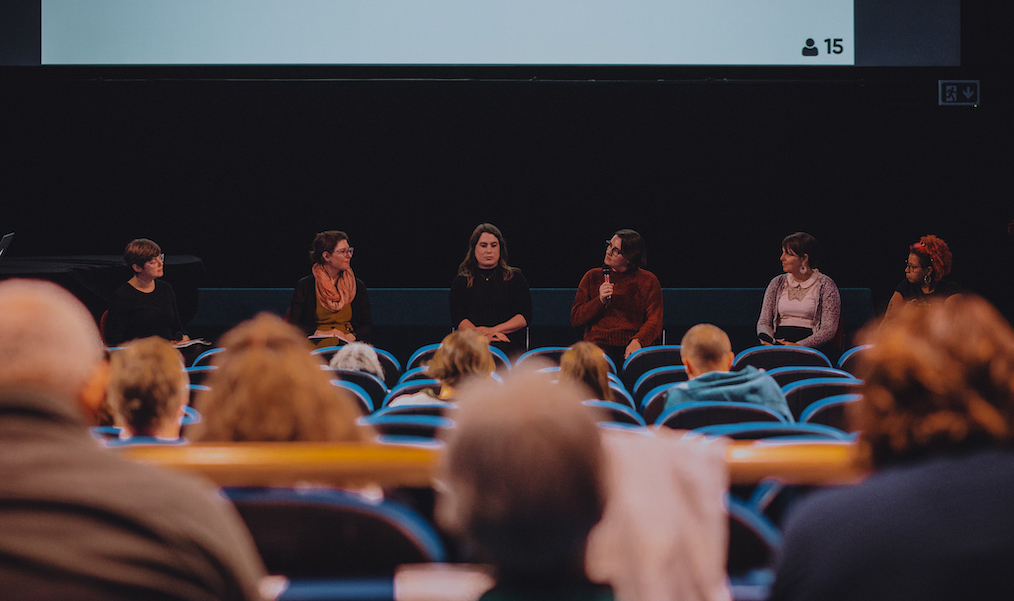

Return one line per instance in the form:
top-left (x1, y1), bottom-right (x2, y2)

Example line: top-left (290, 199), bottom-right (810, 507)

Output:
top-left (287, 275), bottom-right (372, 341)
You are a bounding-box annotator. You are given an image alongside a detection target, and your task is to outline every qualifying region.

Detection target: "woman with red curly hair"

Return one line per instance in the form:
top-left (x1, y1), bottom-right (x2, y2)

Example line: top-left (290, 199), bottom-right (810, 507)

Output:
top-left (883, 235), bottom-right (962, 322)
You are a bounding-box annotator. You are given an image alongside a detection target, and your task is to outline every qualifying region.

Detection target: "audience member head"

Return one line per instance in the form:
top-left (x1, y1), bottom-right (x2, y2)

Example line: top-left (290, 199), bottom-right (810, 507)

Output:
top-left (854, 296), bottom-right (1014, 468)
top-left (612, 229), bottom-right (647, 270)
top-left (437, 371), bottom-right (606, 583)
top-left (0, 279), bottom-right (109, 421)
top-left (908, 234), bottom-right (952, 286)
top-left (309, 230), bottom-right (350, 265)
top-left (559, 342), bottom-right (614, 402)
top-left (681, 324), bottom-right (734, 378)
top-left (194, 313), bottom-right (371, 442)
top-left (428, 330), bottom-right (495, 390)
top-left (107, 337), bottom-right (187, 438)
top-left (457, 223), bottom-right (515, 283)
top-left (123, 238), bottom-right (162, 271)
top-left (329, 342), bottom-right (386, 381)
top-left (781, 232), bottom-right (820, 270)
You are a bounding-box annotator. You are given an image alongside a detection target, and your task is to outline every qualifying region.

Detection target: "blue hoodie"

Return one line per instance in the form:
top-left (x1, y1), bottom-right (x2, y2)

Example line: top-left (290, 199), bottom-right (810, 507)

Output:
top-left (663, 365), bottom-right (792, 421)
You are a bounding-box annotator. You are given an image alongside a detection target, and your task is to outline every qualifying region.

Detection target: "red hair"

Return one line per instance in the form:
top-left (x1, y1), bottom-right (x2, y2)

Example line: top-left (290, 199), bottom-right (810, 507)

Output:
top-left (909, 235), bottom-right (952, 284)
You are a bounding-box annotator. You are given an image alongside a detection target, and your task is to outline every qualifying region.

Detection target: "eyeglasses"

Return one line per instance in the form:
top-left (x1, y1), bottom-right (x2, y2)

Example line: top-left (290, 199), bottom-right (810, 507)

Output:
top-left (605, 241), bottom-right (623, 257)
top-left (147, 254), bottom-right (165, 264)
top-left (904, 261), bottom-right (921, 270)
top-left (331, 247), bottom-right (354, 257)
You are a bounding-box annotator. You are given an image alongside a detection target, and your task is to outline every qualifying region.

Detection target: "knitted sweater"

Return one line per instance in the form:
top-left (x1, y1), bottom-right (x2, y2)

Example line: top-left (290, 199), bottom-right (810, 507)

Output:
top-left (757, 272), bottom-right (840, 348)
top-left (571, 267), bottom-right (663, 348)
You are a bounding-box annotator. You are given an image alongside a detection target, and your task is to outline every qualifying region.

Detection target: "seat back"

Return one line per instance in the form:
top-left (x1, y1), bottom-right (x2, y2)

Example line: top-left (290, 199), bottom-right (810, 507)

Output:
top-left (639, 383), bottom-right (680, 425)
top-left (332, 380), bottom-right (375, 414)
top-left (583, 400), bottom-right (646, 427)
top-left (621, 345), bottom-right (683, 390)
top-left (765, 366), bottom-right (856, 388)
top-left (694, 422), bottom-right (849, 440)
top-left (799, 393), bottom-right (862, 432)
top-left (727, 497), bottom-right (782, 577)
top-left (782, 378), bottom-right (864, 421)
top-left (222, 487), bottom-right (446, 578)
top-left (632, 366), bottom-right (688, 409)
top-left (326, 368), bottom-right (388, 413)
top-left (836, 344), bottom-right (872, 376)
top-left (371, 403), bottom-right (451, 418)
top-left (184, 365), bottom-right (217, 386)
top-left (191, 347), bottom-right (224, 367)
top-left (382, 379), bottom-right (442, 408)
top-left (406, 343), bottom-right (441, 371)
top-left (360, 414), bottom-right (454, 439)
top-left (608, 382), bottom-right (636, 410)
top-left (373, 348), bottom-right (403, 388)
top-left (732, 346), bottom-right (832, 371)
top-left (397, 366), bottom-right (432, 384)
top-left (657, 401), bottom-right (787, 429)
top-left (515, 346), bottom-right (571, 368)
top-left (310, 345), bottom-right (344, 363)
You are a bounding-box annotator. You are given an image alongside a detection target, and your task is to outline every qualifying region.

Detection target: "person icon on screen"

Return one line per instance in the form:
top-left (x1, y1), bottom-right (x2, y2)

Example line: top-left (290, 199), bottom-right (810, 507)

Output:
top-left (801, 39), bottom-right (819, 56)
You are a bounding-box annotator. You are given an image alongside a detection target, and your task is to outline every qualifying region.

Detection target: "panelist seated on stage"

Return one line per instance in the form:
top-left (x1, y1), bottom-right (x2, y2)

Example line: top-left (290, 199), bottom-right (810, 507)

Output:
top-left (449, 223), bottom-right (532, 358)
top-left (105, 336), bottom-right (188, 445)
top-left (664, 324), bottom-right (792, 421)
top-left (105, 238), bottom-right (189, 346)
top-left (0, 279), bottom-right (265, 600)
top-left (571, 229), bottom-right (663, 370)
top-left (288, 229), bottom-right (372, 346)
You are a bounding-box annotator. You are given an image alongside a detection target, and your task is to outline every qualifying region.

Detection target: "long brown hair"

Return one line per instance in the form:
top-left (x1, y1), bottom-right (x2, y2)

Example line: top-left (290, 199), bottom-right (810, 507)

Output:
top-left (457, 223), bottom-right (517, 286)
top-left (559, 342), bottom-right (614, 402)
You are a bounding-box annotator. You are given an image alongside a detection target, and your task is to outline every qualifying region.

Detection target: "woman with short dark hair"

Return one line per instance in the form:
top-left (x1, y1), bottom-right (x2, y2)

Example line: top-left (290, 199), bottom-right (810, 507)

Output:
top-left (756, 232), bottom-right (840, 351)
top-left (287, 230), bottom-right (372, 345)
top-left (105, 238), bottom-right (188, 346)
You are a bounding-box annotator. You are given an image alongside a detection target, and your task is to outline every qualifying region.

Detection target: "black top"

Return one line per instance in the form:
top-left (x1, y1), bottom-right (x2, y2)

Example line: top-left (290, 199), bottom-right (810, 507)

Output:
top-left (449, 268), bottom-right (532, 354)
top-left (105, 280), bottom-right (185, 346)
top-left (287, 275), bottom-right (373, 341)
top-left (895, 278), bottom-right (962, 303)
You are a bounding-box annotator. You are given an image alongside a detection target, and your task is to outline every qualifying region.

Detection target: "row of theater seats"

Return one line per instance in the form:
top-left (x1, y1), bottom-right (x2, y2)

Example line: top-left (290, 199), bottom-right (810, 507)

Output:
top-left (182, 342), bottom-right (870, 442)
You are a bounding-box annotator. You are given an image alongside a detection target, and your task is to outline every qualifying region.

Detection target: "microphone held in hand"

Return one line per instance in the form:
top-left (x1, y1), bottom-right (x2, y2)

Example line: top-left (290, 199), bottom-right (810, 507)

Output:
top-left (602, 266), bottom-right (611, 305)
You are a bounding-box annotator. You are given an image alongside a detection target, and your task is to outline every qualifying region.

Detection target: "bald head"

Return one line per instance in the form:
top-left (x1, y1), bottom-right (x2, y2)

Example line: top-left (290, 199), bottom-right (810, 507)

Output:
top-left (681, 324), bottom-right (734, 377)
top-left (0, 279), bottom-right (106, 401)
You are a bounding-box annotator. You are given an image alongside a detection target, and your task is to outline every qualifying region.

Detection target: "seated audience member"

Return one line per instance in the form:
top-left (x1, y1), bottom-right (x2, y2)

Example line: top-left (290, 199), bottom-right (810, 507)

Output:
top-left (559, 341), bottom-right (615, 402)
top-left (105, 238), bottom-right (189, 346)
top-left (194, 313), bottom-right (372, 443)
top-left (882, 234), bottom-right (962, 323)
top-left (329, 341), bottom-right (386, 381)
top-left (571, 229), bottom-right (663, 369)
top-left (665, 324), bottom-right (792, 420)
top-left (757, 232), bottom-right (840, 353)
top-left (389, 330), bottom-right (495, 407)
top-left (106, 336), bottom-right (188, 445)
top-left (436, 371), bottom-right (612, 600)
top-left (772, 296), bottom-right (1014, 601)
top-left (0, 279), bottom-right (264, 600)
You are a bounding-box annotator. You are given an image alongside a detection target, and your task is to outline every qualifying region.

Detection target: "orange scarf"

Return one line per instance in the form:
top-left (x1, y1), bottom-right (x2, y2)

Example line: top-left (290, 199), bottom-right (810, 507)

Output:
top-left (312, 263), bottom-right (357, 313)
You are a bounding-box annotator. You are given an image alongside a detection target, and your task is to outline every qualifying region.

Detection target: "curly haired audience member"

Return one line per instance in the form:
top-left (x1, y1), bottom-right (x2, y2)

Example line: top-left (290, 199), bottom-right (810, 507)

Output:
top-left (389, 329), bottom-right (495, 406)
top-left (437, 371), bottom-right (612, 600)
top-left (194, 313), bottom-right (372, 443)
top-left (106, 336), bottom-right (188, 443)
top-left (883, 234), bottom-right (962, 322)
top-left (0, 279), bottom-right (264, 600)
top-left (559, 341), bottom-right (615, 402)
top-left (772, 296), bottom-right (1014, 601)
top-left (329, 341), bottom-right (386, 381)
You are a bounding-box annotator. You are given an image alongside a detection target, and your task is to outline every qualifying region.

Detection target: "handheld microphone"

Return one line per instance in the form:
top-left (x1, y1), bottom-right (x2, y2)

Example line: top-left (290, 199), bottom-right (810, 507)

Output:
top-left (602, 266), bottom-right (612, 305)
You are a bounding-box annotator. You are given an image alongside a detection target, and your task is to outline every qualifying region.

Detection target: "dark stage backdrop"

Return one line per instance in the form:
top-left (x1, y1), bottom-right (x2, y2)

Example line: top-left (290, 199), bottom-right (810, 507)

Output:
top-left (1, 3), bottom-right (1011, 321)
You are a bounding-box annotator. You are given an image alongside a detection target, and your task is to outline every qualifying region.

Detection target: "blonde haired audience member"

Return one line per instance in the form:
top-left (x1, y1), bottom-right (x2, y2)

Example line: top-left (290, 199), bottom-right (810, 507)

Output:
top-left (107, 336), bottom-right (188, 442)
top-left (772, 296), bottom-right (1014, 600)
top-left (437, 371), bottom-right (611, 599)
top-left (560, 341), bottom-right (615, 402)
top-left (194, 312), bottom-right (372, 442)
top-left (329, 341), bottom-right (386, 381)
top-left (389, 329), bottom-right (495, 406)
top-left (0, 279), bottom-right (264, 599)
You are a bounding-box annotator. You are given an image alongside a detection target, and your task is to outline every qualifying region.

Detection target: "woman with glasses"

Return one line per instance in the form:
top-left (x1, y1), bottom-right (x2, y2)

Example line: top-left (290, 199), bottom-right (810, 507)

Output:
top-left (287, 230), bottom-right (372, 346)
top-left (571, 229), bottom-right (663, 369)
top-left (449, 223), bottom-right (532, 358)
top-left (106, 238), bottom-right (189, 346)
top-left (757, 232), bottom-right (840, 352)
top-left (882, 235), bottom-right (962, 323)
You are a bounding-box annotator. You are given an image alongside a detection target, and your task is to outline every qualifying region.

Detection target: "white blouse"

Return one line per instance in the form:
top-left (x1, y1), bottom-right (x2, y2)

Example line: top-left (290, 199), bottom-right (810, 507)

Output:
top-left (777, 271), bottom-right (820, 328)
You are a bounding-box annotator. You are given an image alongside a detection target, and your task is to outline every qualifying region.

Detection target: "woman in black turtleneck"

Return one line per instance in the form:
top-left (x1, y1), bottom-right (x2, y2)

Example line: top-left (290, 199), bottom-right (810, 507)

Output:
top-left (449, 223), bottom-right (532, 359)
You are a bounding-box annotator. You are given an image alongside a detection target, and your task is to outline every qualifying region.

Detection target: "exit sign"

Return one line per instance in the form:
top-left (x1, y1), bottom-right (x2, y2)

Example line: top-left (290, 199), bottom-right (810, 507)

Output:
top-left (939, 80), bottom-right (980, 106)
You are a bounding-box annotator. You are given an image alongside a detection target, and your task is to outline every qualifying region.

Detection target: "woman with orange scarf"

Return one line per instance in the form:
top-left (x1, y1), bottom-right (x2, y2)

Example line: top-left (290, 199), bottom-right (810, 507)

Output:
top-left (287, 230), bottom-right (372, 345)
